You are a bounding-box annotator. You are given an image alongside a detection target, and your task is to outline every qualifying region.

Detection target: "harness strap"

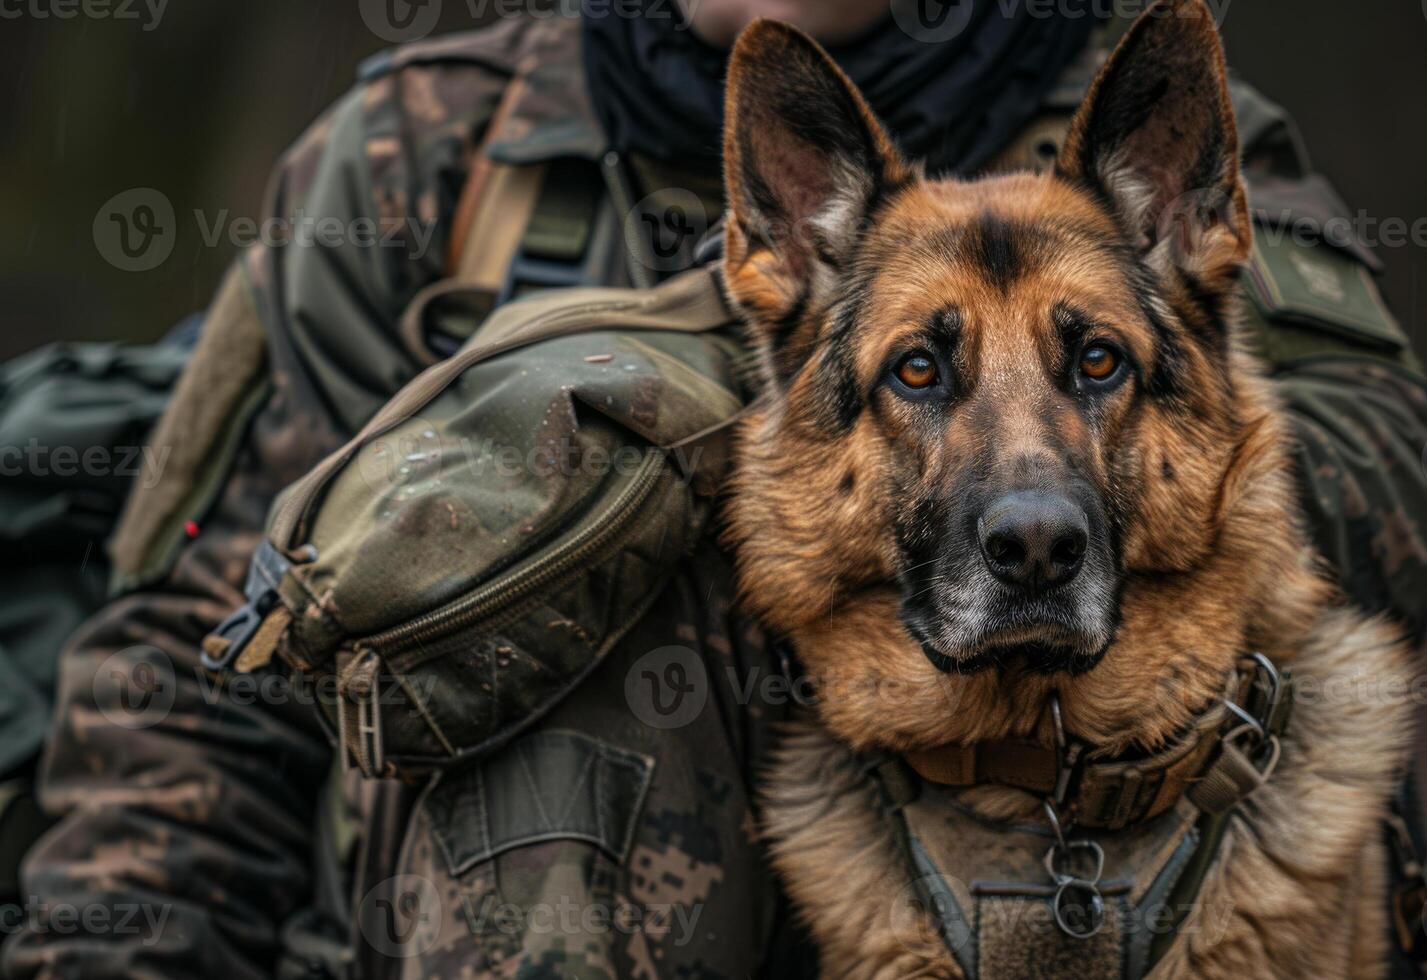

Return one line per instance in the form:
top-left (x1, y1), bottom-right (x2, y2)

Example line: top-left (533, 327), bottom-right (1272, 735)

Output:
top-left (1186, 741), bottom-right (1267, 815)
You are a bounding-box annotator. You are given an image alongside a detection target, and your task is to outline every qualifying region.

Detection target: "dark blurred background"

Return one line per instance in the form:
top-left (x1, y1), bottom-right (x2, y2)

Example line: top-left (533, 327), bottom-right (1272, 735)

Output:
top-left (0, 0), bottom-right (1423, 362)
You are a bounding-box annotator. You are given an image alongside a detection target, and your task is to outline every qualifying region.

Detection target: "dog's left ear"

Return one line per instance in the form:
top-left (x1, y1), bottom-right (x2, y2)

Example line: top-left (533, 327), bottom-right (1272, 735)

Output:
top-left (722, 20), bottom-right (909, 382)
top-left (1057, 0), bottom-right (1249, 285)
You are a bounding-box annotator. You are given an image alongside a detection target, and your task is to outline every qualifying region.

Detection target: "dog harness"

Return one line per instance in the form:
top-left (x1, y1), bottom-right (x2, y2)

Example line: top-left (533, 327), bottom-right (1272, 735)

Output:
top-left (866, 654), bottom-right (1292, 980)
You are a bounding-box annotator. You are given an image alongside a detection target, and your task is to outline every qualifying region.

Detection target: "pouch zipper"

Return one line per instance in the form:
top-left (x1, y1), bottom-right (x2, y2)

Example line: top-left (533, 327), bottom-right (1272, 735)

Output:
top-left (351, 448), bottom-right (667, 658)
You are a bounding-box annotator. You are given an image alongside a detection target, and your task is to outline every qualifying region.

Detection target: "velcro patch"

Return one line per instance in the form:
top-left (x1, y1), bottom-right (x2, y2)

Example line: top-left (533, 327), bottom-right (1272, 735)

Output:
top-left (1245, 233), bottom-right (1406, 352)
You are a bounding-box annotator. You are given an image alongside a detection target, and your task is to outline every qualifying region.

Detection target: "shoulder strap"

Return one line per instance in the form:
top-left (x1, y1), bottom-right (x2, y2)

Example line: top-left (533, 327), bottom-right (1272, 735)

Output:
top-left (445, 74), bottom-right (541, 283)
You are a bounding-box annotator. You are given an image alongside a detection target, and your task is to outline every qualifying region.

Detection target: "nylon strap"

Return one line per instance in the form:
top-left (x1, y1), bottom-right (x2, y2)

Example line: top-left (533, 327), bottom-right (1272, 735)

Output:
top-left (904, 669), bottom-right (1243, 831)
top-left (520, 157), bottom-right (601, 264)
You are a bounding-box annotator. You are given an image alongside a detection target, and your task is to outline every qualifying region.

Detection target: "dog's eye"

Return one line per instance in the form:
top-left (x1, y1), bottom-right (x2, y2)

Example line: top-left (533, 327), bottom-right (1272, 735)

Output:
top-left (1078, 343), bottom-right (1122, 382)
top-left (894, 352), bottom-right (939, 390)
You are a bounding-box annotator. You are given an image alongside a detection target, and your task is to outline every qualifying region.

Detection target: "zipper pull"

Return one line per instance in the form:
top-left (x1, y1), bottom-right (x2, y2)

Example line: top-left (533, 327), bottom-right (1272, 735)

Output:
top-left (200, 540), bottom-right (295, 672)
top-left (337, 648), bottom-right (386, 778)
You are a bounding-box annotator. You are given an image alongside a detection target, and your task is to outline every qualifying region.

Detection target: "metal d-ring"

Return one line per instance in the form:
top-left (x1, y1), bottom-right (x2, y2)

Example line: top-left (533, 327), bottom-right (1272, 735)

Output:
top-left (1245, 651), bottom-right (1282, 704)
top-left (1221, 699), bottom-right (1265, 742)
top-left (1052, 877), bottom-right (1107, 939)
top-left (1041, 809), bottom-right (1107, 941)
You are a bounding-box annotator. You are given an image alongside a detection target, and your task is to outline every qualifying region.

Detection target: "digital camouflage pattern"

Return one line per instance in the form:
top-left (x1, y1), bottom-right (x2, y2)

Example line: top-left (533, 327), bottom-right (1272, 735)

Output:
top-left (3, 9), bottom-right (1425, 980)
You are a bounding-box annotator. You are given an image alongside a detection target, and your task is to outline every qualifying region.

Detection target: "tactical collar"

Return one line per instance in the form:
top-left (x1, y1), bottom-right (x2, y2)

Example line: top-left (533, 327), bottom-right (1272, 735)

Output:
top-left (895, 654), bottom-right (1293, 832)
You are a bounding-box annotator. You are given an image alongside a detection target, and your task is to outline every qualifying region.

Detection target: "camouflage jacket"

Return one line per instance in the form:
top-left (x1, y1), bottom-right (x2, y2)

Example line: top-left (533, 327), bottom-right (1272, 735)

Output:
top-left (4, 11), bottom-right (1426, 980)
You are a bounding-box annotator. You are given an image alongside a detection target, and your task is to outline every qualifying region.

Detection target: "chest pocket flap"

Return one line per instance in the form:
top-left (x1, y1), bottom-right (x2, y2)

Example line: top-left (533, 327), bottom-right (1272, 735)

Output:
top-left (423, 729), bottom-right (655, 877)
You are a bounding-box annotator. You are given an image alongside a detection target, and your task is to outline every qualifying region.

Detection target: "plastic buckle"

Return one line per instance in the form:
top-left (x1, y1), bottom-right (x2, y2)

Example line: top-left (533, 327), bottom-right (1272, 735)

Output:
top-left (200, 541), bottom-right (292, 671)
top-left (497, 193), bottom-right (618, 305)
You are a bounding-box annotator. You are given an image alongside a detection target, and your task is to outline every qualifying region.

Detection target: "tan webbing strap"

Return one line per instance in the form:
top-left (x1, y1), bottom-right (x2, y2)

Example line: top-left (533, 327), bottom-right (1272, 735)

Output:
top-left (1187, 742), bottom-right (1268, 815)
top-left (405, 74), bottom-right (547, 365)
top-left (450, 162), bottom-right (547, 290)
top-left (109, 263), bottom-right (271, 593)
top-left (445, 72), bottom-right (534, 280)
top-left (906, 742), bottom-right (1059, 796)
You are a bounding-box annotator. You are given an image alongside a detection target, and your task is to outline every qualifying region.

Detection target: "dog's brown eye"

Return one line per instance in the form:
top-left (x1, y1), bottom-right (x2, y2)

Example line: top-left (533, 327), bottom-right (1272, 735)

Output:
top-left (1078, 343), bottom-right (1121, 381)
top-left (895, 353), bottom-right (939, 389)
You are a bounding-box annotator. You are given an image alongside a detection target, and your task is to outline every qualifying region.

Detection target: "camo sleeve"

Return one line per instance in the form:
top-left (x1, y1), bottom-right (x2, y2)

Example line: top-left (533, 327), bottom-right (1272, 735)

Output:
top-left (2, 29), bottom-right (523, 978)
top-left (1233, 80), bottom-right (1427, 642)
top-left (1276, 359), bottom-right (1427, 643)
top-left (0, 387), bottom-right (336, 979)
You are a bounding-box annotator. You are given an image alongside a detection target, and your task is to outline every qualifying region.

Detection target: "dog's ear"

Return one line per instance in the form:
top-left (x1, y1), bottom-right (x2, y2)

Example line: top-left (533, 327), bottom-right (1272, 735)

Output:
top-left (1057, 0), bottom-right (1249, 287)
top-left (722, 20), bottom-right (908, 382)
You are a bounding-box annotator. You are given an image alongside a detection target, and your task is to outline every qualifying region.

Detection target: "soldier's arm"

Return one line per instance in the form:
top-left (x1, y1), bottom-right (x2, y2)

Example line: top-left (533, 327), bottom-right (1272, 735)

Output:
top-left (1, 26), bottom-right (525, 977)
top-left (1229, 80), bottom-right (1427, 639)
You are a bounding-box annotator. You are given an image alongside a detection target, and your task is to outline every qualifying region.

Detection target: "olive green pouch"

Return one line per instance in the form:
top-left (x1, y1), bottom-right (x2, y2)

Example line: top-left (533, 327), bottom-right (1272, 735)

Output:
top-left (201, 266), bottom-right (749, 777)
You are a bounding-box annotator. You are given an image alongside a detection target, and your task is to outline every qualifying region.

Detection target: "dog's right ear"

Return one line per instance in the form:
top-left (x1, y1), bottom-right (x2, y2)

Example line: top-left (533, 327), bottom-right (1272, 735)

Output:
top-left (722, 20), bottom-right (908, 384)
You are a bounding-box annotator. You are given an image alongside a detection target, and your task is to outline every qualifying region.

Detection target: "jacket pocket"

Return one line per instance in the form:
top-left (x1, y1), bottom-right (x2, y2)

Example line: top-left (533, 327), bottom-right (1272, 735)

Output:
top-left (422, 728), bottom-right (655, 876)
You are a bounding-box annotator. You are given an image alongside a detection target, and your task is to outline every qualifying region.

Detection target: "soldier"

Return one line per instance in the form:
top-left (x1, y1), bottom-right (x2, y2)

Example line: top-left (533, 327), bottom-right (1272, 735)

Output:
top-left (3, 2), bottom-right (1425, 978)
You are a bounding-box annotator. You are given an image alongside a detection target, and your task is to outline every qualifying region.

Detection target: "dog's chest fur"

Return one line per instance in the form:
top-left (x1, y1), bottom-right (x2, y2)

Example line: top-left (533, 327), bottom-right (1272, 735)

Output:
top-left (759, 608), bottom-right (1410, 979)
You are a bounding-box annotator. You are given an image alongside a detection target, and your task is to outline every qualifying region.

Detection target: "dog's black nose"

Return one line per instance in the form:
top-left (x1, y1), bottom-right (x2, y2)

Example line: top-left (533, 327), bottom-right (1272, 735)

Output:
top-left (978, 491), bottom-right (1088, 590)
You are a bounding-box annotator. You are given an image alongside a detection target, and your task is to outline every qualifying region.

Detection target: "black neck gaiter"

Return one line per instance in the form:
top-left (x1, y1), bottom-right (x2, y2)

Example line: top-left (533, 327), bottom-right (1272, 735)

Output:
top-left (581, 0), bottom-right (1101, 178)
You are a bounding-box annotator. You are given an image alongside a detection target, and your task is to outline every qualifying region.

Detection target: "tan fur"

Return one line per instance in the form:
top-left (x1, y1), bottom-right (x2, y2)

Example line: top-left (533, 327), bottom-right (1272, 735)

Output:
top-left (721, 3), bottom-right (1415, 976)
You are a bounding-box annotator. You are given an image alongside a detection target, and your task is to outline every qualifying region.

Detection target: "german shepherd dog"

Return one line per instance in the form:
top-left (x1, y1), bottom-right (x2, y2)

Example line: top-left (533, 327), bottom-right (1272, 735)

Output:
top-left (722, 1), bottom-right (1412, 976)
